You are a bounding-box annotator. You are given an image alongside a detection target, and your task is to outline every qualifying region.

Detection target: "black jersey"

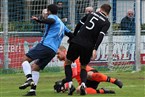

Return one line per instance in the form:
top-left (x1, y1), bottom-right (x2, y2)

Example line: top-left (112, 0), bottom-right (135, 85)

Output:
top-left (72, 12), bottom-right (110, 49)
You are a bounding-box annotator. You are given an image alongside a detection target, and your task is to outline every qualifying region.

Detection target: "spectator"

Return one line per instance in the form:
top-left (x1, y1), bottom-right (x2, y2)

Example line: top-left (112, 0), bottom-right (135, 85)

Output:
top-left (57, 1), bottom-right (67, 23)
top-left (120, 9), bottom-right (135, 34)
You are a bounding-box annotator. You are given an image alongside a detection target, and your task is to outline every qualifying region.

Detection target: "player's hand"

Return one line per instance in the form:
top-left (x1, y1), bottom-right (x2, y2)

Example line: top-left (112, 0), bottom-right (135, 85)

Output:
top-left (31, 16), bottom-right (38, 20)
top-left (91, 49), bottom-right (97, 60)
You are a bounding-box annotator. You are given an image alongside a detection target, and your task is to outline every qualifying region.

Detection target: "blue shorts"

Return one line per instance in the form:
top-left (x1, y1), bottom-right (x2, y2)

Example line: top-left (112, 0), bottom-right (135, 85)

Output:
top-left (26, 43), bottom-right (56, 70)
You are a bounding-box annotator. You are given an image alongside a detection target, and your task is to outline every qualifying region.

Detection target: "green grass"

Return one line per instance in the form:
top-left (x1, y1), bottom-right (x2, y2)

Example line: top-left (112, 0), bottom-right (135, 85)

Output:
top-left (0, 71), bottom-right (144, 97)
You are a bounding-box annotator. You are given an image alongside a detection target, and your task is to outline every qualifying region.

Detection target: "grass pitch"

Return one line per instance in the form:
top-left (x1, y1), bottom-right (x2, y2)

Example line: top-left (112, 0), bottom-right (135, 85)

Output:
top-left (0, 71), bottom-right (144, 97)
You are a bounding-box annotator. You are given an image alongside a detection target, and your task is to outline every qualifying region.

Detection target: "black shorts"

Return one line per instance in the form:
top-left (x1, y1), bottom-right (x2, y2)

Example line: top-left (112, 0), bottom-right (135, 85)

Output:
top-left (66, 43), bottom-right (93, 66)
top-left (26, 43), bottom-right (56, 70)
top-left (86, 70), bottom-right (99, 89)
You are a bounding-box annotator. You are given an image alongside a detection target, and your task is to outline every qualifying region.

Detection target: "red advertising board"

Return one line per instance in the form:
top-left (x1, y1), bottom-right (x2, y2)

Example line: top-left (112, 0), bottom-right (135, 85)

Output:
top-left (0, 37), bottom-right (41, 68)
top-left (0, 36), bottom-right (145, 69)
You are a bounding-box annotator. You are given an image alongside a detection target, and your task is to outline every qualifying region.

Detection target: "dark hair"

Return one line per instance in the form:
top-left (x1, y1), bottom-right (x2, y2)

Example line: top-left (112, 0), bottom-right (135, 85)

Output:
top-left (100, 4), bottom-right (111, 15)
top-left (47, 4), bottom-right (58, 14)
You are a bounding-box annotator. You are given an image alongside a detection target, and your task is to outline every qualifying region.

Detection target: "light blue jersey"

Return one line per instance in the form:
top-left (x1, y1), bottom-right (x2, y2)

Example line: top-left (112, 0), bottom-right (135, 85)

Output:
top-left (40, 14), bottom-right (71, 52)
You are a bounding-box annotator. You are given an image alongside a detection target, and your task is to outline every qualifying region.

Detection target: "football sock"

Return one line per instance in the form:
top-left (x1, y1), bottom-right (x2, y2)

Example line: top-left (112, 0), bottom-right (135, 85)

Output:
top-left (65, 65), bottom-right (72, 82)
top-left (30, 85), bottom-right (36, 92)
top-left (96, 88), bottom-right (105, 94)
top-left (22, 61), bottom-right (32, 79)
top-left (92, 73), bottom-right (116, 83)
top-left (86, 88), bottom-right (96, 94)
top-left (80, 69), bottom-right (87, 84)
top-left (32, 71), bottom-right (39, 85)
top-left (107, 76), bottom-right (116, 83)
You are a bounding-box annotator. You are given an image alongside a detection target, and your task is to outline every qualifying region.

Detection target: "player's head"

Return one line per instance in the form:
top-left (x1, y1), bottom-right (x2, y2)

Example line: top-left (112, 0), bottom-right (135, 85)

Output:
top-left (127, 9), bottom-right (134, 18)
top-left (100, 4), bottom-right (111, 16)
top-left (47, 4), bottom-right (58, 15)
top-left (57, 46), bottom-right (66, 61)
top-left (85, 7), bottom-right (94, 14)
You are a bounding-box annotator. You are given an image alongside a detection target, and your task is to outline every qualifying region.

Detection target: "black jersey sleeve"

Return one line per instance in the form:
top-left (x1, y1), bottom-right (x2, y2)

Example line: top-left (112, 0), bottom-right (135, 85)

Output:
top-left (65, 31), bottom-right (74, 39)
top-left (94, 22), bottom-right (110, 50)
top-left (100, 22), bottom-right (110, 35)
top-left (80, 14), bottom-right (88, 24)
top-left (94, 33), bottom-right (104, 50)
top-left (73, 14), bottom-right (89, 36)
top-left (73, 22), bottom-right (82, 36)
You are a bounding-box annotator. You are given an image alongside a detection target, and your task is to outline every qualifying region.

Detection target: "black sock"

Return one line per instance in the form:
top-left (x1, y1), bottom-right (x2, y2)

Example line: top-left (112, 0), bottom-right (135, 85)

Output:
top-left (65, 65), bottom-right (72, 82)
top-left (96, 90), bottom-right (100, 93)
top-left (31, 85), bottom-right (36, 90)
top-left (80, 69), bottom-right (87, 83)
top-left (26, 74), bottom-right (32, 79)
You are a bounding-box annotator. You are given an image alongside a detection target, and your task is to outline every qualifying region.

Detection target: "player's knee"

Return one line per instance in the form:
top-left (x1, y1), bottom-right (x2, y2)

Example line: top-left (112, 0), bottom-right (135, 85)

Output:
top-left (87, 71), bottom-right (93, 79)
top-left (21, 55), bottom-right (32, 63)
top-left (31, 64), bottom-right (40, 71)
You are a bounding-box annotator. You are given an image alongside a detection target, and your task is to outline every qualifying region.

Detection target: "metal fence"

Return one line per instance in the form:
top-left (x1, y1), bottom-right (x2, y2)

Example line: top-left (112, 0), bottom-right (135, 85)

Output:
top-left (0, 0), bottom-right (143, 71)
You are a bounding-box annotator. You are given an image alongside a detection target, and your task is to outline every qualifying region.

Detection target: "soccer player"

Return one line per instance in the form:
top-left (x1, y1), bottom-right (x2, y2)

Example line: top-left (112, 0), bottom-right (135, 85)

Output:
top-left (19, 4), bottom-right (74, 96)
top-left (64, 4), bottom-right (112, 95)
top-left (54, 46), bottom-right (123, 94)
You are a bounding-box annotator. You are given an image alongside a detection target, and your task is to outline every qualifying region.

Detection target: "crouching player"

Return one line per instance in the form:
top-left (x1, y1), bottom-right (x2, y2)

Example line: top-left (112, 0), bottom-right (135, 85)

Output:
top-left (53, 46), bottom-right (123, 94)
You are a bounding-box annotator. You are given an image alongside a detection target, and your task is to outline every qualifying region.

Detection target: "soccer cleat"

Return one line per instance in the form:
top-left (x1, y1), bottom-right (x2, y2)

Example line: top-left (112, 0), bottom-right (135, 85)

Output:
top-left (23, 91), bottom-right (36, 96)
top-left (80, 85), bottom-right (86, 95)
top-left (101, 88), bottom-right (115, 94)
top-left (68, 85), bottom-right (76, 95)
top-left (114, 79), bottom-right (123, 88)
top-left (19, 79), bottom-right (35, 90)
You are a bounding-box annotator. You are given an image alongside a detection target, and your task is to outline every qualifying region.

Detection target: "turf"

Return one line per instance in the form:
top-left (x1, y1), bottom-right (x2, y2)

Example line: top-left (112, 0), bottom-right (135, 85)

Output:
top-left (0, 71), bottom-right (144, 97)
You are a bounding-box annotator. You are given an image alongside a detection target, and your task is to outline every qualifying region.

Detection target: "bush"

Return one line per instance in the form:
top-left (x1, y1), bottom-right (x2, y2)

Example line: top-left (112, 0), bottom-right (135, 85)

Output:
top-left (112, 23), bottom-right (120, 30)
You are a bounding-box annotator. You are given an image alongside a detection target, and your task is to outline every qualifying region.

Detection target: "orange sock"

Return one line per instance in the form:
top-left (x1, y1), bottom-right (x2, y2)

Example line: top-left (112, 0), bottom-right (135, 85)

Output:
top-left (98, 89), bottom-right (104, 94)
top-left (92, 72), bottom-right (116, 83)
top-left (92, 72), bottom-right (107, 82)
top-left (109, 77), bottom-right (116, 83)
top-left (86, 88), bottom-right (97, 94)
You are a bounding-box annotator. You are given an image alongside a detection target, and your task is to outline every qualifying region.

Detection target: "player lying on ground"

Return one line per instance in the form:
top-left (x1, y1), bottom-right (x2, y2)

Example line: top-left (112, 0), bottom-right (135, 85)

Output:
top-left (54, 46), bottom-right (123, 94)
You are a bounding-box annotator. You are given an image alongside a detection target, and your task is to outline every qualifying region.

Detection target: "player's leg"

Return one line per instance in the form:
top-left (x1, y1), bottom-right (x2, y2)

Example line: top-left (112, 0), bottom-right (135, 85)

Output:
top-left (79, 47), bottom-right (93, 95)
top-left (24, 63), bottom-right (40, 96)
top-left (79, 65), bottom-right (87, 95)
top-left (84, 80), bottom-right (115, 94)
top-left (88, 71), bottom-right (123, 88)
top-left (19, 43), bottom-right (46, 90)
top-left (65, 43), bottom-right (80, 95)
top-left (24, 46), bottom-right (56, 96)
top-left (19, 55), bottom-right (35, 90)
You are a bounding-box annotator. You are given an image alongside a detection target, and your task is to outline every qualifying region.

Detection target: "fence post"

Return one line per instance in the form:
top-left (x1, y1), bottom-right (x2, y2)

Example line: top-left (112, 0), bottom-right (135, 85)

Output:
top-left (3, 0), bottom-right (9, 69)
top-left (135, 0), bottom-right (141, 71)
top-left (69, 0), bottom-right (75, 30)
top-left (108, 0), bottom-right (113, 70)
